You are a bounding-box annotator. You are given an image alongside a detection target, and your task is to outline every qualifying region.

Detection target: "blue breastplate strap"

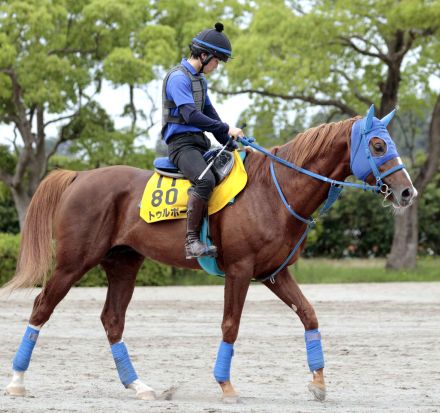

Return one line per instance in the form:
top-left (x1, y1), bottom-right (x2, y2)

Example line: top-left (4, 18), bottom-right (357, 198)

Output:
top-left (256, 161), bottom-right (343, 284)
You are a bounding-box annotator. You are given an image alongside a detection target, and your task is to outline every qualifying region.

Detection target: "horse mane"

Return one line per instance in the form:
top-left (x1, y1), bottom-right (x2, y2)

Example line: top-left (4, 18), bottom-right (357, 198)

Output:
top-left (245, 116), bottom-right (361, 184)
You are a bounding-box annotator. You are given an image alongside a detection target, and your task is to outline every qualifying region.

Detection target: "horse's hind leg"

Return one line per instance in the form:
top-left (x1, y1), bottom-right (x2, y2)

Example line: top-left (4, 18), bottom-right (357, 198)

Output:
top-left (264, 268), bottom-right (326, 401)
top-left (100, 247), bottom-right (155, 400)
top-left (6, 257), bottom-right (96, 396)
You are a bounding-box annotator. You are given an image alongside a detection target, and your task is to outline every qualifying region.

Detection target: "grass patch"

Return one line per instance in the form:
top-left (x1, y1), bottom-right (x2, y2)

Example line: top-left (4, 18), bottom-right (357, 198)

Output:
top-left (175, 270), bottom-right (225, 285)
top-left (292, 257), bottom-right (440, 283)
top-left (171, 257), bottom-right (440, 285)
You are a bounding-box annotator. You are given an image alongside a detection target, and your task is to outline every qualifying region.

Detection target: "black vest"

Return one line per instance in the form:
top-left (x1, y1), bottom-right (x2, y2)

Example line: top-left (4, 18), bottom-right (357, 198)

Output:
top-left (161, 64), bottom-right (207, 135)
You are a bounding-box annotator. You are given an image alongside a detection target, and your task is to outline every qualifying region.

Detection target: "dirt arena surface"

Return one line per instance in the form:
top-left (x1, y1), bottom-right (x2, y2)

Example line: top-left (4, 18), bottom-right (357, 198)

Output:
top-left (1, 282), bottom-right (439, 413)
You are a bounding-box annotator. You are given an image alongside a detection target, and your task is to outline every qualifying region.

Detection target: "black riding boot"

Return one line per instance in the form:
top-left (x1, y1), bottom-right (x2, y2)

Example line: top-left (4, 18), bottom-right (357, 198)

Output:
top-left (185, 194), bottom-right (217, 259)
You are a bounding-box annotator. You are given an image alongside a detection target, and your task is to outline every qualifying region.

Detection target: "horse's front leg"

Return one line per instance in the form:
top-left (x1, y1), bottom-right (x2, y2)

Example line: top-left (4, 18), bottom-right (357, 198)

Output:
top-left (214, 263), bottom-right (251, 403)
top-left (264, 268), bottom-right (326, 401)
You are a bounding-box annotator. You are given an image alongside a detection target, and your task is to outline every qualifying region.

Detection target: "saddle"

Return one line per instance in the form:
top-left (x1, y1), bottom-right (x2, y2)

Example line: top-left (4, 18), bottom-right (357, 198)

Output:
top-left (143, 149), bottom-right (248, 277)
top-left (153, 148), bottom-right (235, 183)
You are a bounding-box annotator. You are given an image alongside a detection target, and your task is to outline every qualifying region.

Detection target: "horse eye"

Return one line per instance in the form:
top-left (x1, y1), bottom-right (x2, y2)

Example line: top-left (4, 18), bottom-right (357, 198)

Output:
top-left (370, 140), bottom-right (387, 156)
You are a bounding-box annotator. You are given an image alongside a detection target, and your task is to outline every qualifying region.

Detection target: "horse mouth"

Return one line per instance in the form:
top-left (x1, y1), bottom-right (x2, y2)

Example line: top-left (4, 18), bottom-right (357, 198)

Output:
top-left (383, 186), bottom-right (417, 211)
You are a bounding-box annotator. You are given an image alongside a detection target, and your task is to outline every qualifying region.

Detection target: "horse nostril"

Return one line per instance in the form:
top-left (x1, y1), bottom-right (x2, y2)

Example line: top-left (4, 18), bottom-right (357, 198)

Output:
top-left (401, 187), bottom-right (412, 200)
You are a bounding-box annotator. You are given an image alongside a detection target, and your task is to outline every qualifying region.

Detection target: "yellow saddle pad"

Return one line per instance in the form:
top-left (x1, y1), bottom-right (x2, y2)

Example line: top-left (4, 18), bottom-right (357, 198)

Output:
top-left (140, 150), bottom-right (247, 223)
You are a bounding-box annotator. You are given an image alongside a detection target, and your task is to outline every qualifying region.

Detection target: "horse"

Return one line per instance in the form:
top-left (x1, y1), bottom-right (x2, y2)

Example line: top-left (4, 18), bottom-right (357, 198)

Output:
top-left (3, 106), bottom-right (416, 403)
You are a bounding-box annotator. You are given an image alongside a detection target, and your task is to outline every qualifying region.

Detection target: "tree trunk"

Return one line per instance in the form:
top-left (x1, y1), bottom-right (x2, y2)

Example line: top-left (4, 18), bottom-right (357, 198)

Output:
top-left (10, 186), bottom-right (31, 228)
top-left (386, 93), bottom-right (440, 269)
top-left (386, 200), bottom-right (419, 269)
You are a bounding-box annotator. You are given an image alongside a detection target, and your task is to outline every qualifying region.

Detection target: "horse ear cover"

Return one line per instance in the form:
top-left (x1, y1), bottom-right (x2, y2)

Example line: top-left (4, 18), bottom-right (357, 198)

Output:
top-left (365, 104), bottom-right (375, 131)
top-left (380, 109), bottom-right (396, 127)
top-left (351, 106), bottom-right (401, 181)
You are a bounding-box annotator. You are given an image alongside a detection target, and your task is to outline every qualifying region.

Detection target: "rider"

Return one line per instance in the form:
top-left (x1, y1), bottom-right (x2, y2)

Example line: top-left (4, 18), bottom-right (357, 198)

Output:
top-left (161, 22), bottom-right (244, 259)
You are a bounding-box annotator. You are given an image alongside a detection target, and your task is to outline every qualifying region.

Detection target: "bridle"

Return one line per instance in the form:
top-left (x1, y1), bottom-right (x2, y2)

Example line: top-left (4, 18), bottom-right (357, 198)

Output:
top-left (238, 106), bottom-right (407, 283)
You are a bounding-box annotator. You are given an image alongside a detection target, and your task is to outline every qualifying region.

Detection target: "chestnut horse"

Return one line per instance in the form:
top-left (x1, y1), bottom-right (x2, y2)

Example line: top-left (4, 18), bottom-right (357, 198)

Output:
top-left (4, 109), bottom-right (416, 402)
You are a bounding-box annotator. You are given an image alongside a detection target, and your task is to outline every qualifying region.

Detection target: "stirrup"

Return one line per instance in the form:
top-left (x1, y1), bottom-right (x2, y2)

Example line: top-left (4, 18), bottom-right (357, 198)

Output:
top-left (185, 244), bottom-right (217, 259)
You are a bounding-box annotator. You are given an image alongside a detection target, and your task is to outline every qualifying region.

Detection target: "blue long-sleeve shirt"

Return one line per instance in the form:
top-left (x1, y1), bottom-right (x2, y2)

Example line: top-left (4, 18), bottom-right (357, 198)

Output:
top-left (162, 58), bottom-right (229, 144)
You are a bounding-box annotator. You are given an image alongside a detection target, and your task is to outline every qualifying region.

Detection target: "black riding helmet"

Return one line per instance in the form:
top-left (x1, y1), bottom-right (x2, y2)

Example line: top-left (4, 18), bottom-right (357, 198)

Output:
top-left (190, 22), bottom-right (232, 68)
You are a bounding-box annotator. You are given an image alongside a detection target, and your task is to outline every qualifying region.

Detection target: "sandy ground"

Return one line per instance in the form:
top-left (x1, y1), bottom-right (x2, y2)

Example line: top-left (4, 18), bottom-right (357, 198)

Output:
top-left (0, 283), bottom-right (439, 413)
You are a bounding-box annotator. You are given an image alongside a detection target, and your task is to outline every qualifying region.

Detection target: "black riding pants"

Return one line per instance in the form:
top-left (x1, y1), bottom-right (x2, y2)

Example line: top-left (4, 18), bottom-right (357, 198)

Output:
top-left (167, 133), bottom-right (216, 201)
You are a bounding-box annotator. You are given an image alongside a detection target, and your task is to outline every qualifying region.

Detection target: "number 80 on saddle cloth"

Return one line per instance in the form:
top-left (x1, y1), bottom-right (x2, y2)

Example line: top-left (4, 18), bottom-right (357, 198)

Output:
top-left (140, 150), bottom-right (247, 224)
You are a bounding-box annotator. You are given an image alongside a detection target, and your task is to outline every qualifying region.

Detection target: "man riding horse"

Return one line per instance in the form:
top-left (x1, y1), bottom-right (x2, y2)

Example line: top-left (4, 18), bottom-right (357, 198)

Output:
top-left (161, 22), bottom-right (244, 259)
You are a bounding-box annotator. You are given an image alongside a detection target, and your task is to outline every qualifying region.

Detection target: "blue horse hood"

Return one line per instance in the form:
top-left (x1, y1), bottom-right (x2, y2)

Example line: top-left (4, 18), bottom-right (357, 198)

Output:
top-left (350, 117), bottom-right (400, 182)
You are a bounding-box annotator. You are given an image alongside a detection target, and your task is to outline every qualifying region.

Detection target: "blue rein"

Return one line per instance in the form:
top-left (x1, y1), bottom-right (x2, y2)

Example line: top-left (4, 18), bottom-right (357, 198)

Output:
top-left (237, 127), bottom-right (405, 284)
top-left (239, 137), bottom-right (379, 192)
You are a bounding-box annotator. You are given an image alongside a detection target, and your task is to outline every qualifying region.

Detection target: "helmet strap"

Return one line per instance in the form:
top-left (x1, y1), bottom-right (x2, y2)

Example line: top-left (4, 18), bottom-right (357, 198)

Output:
top-left (199, 53), bottom-right (214, 73)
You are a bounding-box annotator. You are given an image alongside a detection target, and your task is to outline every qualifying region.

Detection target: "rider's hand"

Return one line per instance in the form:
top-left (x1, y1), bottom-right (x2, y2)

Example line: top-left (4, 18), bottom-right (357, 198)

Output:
top-left (228, 127), bottom-right (244, 140)
top-left (226, 140), bottom-right (239, 151)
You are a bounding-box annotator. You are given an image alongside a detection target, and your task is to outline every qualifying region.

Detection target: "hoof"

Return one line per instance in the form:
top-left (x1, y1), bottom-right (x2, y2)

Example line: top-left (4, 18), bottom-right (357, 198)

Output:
top-left (127, 379), bottom-right (156, 400)
top-left (5, 382), bottom-right (26, 397)
top-left (308, 382), bottom-right (326, 401)
top-left (221, 395), bottom-right (241, 404)
top-left (219, 381), bottom-right (240, 404)
top-left (136, 390), bottom-right (156, 400)
top-left (159, 385), bottom-right (178, 401)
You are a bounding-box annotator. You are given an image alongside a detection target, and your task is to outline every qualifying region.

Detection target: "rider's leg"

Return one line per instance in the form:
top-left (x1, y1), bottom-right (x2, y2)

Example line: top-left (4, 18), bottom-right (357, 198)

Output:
top-left (184, 190), bottom-right (217, 258)
top-left (168, 135), bottom-right (217, 258)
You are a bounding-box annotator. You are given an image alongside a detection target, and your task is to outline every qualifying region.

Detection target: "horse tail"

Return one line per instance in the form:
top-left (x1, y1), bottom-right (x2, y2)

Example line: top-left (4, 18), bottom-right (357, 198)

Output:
top-left (3, 170), bottom-right (77, 293)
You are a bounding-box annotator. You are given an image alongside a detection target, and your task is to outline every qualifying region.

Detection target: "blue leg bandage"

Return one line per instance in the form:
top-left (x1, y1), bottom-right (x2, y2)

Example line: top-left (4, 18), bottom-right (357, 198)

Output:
top-left (111, 341), bottom-right (138, 387)
top-left (12, 325), bottom-right (40, 372)
top-left (305, 329), bottom-right (325, 372)
top-left (213, 341), bottom-right (234, 382)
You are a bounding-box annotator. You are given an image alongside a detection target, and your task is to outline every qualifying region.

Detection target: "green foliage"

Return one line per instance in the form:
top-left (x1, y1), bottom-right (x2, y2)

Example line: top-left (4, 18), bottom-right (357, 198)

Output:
top-left (104, 47), bottom-right (152, 85)
top-left (0, 0), bottom-right (249, 227)
top-left (75, 260), bottom-right (208, 287)
top-left (0, 145), bottom-right (16, 174)
top-left (0, 232), bottom-right (438, 287)
top-left (0, 232), bottom-right (205, 287)
top-left (419, 169), bottom-right (440, 255)
top-left (0, 233), bottom-right (20, 286)
top-left (227, 0), bottom-right (440, 117)
top-left (0, 184), bottom-right (20, 234)
top-left (52, 102), bottom-right (156, 169)
top-left (292, 257), bottom-right (440, 284)
top-left (303, 154), bottom-right (440, 258)
top-left (305, 188), bottom-right (394, 258)
top-left (155, 0), bottom-right (248, 56)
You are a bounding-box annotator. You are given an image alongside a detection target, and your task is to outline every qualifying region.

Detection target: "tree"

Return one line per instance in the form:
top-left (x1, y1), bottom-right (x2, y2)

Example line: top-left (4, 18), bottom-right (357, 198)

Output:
top-left (0, 0), bottom-right (248, 228)
top-left (0, 181), bottom-right (19, 234)
top-left (220, 0), bottom-right (440, 268)
top-left (387, 95), bottom-right (440, 268)
top-left (0, 0), bottom-right (150, 226)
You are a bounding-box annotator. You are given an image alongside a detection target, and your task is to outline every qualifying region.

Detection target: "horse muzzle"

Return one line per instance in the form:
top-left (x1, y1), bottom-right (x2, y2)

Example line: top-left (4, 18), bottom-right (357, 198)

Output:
top-left (385, 182), bottom-right (418, 209)
top-left (396, 184), bottom-right (418, 207)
